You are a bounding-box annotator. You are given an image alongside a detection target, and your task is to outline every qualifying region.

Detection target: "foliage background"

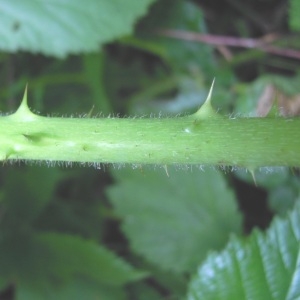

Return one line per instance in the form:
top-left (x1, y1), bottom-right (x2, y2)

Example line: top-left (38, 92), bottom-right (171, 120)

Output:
top-left (0, 0), bottom-right (300, 299)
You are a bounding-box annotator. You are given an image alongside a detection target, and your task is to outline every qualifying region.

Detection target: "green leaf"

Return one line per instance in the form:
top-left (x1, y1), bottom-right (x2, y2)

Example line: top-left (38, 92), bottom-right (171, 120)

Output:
top-left (107, 167), bottom-right (242, 273)
top-left (36, 232), bottom-right (146, 285)
top-left (0, 276), bottom-right (9, 293)
top-left (129, 282), bottom-right (165, 300)
top-left (187, 203), bottom-right (300, 300)
top-left (17, 278), bottom-right (126, 300)
top-left (268, 183), bottom-right (300, 216)
top-left (0, 232), bottom-right (146, 296)
top-left (34, 169), bottom-right (106, 239)
top-left (289, 0), bottom-right (300, 31)
top-left (0, 0), bottom-right (156, 58)
top-left (1, 166), bottom-right (64, 229)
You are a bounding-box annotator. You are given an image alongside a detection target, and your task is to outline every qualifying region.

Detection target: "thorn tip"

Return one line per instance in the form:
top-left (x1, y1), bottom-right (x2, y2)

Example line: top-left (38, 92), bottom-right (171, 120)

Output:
top-left (206, 78), bottom-right (215, 104)
top-left (12, 84), bottom-right (37, 120)
top-left (193, 78), bottom-right (219, 119)
top-left (249, 169), bottom-right (257, 186)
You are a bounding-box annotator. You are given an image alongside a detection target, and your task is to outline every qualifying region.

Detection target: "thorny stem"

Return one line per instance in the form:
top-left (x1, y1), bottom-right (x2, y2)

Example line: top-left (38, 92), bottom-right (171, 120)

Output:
top-left (0, 86), bottom-right (299, 169)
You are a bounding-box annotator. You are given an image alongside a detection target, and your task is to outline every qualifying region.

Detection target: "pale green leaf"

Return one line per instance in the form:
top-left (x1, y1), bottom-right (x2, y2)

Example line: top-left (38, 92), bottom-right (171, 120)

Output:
top-left (0, 0), bottom-right (156, 57)
top-left (188, 203), bottom-right (300, 300)
top-left (107, 167), bottom-right (242, 273)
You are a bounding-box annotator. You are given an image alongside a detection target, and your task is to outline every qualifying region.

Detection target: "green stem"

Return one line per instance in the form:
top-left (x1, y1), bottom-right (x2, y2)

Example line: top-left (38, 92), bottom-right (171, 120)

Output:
top-left (1, 91), bottom-right (299, 169)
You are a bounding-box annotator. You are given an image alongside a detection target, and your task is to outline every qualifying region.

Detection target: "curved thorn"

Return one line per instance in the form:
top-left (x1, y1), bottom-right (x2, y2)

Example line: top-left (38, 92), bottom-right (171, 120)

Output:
top-left (249, 169), bottom-right (257, 186)
top-left (12, 84), bottom-right (37, 120)
top-left (193, 78), bottom-right (219, 119)
top-left (205, 77), bottom-right (215, 105)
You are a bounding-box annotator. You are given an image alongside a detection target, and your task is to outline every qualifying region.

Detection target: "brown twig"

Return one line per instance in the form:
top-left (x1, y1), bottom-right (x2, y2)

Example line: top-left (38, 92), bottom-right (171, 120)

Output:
top-left (159, 29), bottom-right (300, 60)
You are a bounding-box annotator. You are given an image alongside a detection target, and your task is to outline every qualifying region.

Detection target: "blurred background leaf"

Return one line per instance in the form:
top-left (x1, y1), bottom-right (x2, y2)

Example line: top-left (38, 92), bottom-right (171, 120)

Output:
top-left (107, 167), bottom-right (242, 273)
top-left (0, 0), bottom-right (156, 58)
top-left (0, 232), bottom-right (145, 300)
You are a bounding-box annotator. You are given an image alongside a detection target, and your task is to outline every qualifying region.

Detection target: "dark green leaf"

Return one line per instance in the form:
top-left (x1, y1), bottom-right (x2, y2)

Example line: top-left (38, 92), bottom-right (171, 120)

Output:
top-left (35, 232), bottom-right (147, 285)
top-left (0, 232), bottom-right (146, 297)
top-left (1, 166), bottom-right (63, 229)
top-left (17, 277), bottom-right (126, 300)
top-left (129, 282), bottom-right (165, 300)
